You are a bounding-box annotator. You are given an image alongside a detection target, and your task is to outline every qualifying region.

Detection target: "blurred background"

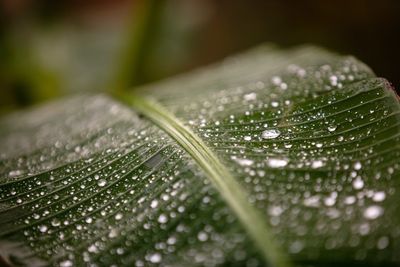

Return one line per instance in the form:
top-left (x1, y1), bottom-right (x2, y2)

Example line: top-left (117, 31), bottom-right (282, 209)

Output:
top-left (1, 0), bottom-right (399, 114)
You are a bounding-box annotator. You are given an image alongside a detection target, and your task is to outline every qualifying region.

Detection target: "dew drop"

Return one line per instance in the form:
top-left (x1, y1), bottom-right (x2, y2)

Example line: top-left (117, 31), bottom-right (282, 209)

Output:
top-left (39, 225), bottom-right (48, 233)
top-left (97, 179), bottom-right (107, 187)
top-left (149, 253), bottom-right (162, 263)
top-left (377, 236), bottom-right (389, 249)
top-left (115, 213), bottom-right (123, 220)
top-left (284, 143), bottom-right (293, 149)
top-left (311, 160), bottom-right (324, 169)
top-left (51, 218), bottom-right (61, 227)
top-left (372, 191), bottom-right (386, 202)
top-left (60, 260), bottom-right (73, 267)
top-left (109, 228), bottom-right (119, 238)
top-left (244, 136), bottom-right (252, 141)
top-left (344, 196), bottom-right (356, 205)
top-left (266, 158), bottom-right (288, 168)
top-left (88, 244), bottom-right (98, 253)
top-left (353, 161), bottom-right (362, 170)
top-left (197, 231), bottom-right (208, 242)
top-left (271, 76), bottom-right (282, 85)
top-left (359, 223), bottom-right (370, 235)
top-left (327, 125), bottom-right (337, 132)
top-left (150, 199), bottom-right (159, 208)
top-left (116, 248), bottom-right (124, 255)
top-left (167, 236), bottom-right (177, 245)
top-left (261, 129), bottom-right (281, 139)
top-left (289, 241), bottom-right (304, 254)
top-left (243, 92), bottom-right (257, 101)
top-left (232, 157), bottom-right (254, 166)
top-left (329, 75), bottom-right (338, 86)
top-left (303, 195), bottom-right (320, 207)
top-left (352, 177), bottom-right (364, 190)
top-left (9, 170), bottom-right (23, 177)
top-left (158, 214), bottom-right (168, 224)
top-left (268, 205), bottom-right (283, 216)
top-left (363, 205), bottom-right (383, 220)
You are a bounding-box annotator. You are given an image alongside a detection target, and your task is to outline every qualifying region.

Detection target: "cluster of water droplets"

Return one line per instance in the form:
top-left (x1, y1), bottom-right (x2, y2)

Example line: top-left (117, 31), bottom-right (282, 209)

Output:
top-left (1, 45), bottom-right (400, 266)
top-left (0, 95), bottom-right (263, 266)
top-left (148, 45), bottom-right (400, 263)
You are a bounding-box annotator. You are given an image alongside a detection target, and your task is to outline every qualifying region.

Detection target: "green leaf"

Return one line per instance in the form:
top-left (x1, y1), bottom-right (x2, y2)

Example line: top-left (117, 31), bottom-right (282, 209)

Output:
top-left (1, 45), bottom-right (399, 267)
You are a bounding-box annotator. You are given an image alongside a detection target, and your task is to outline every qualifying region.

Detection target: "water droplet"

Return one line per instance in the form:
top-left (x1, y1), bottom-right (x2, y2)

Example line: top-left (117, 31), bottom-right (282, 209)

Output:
top-left (311, 160), bottom-right (324, 169)
top-left (289, 241), bottom-right (304, 254)
top-left (149, 253), bottom-right (162, 263)
top-left (60, 260), bottom-right (73, 267)
top-left (88, 244), bottom-right (98, 253)
top-left (324, 195), bottom-right (336, 206)
top-left (327, 125), bottom-right (337, 132)
top-left (284, 143), bottom-right (293, 149)
top-left (109, 228), bottom-right (119, 238)
top-left (303, 195), bottom-right (320, 207)
top-left (377, 236), bottom-right (389, 249)
top-left (353, 161), bottom-right (362, 170)
top-left (116, 248), bottom-right (124, 255)
top-left (39, 225), bottom-right (48, 233)
top-left (115, 213), bottom-right (123, 220)
top-left (268, 205), bottom-right (283, 216)
top-left (244, 136), bottom-right (252, 141)
top-left (329, 75), bottom-right (338, 86)
top-left (158, 214), bottom-right (168, 224)
top-left (167, 236), bottom-right (177, 245)
top-left (344, 196), bottom-right (356, 205)
top-left (97, 179), bottom-right (107, 187)
top-left (266, 158), bottom-right (288, 168)
top-left (150, 199), bottom-right (159, 208)
top-left (352, 177), bottom-right (364, 190)
top-left (272, 76), bottom-right (282, 85)
top-left (197, 231), bottom-right (208, 242)
top-left (372, 191), bottom-right (386, 202)
top-left (232, 157), bottom-right (254, 166)
top-left (243, 92), bottom-right (257, 101)
top-left (363, 205), bottom-right (383, 220)
top-left (51, 219), bottom-right (61, 227)
top-left (359, 223), bottom-right (370, 235)
top-left (9, 169), bottom-right (23, 177)
top-left (261, 129), bottom-right (281, 139)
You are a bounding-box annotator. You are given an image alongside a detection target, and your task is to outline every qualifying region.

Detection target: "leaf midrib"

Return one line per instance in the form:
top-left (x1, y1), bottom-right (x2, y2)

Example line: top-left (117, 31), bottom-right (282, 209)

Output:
top-left (119, 93), bottom-right (292, 267)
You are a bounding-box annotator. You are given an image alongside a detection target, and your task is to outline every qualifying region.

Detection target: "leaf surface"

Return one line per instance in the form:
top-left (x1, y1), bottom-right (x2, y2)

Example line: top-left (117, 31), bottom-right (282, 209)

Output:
top-left (1, 45), bottom-right (399, 267)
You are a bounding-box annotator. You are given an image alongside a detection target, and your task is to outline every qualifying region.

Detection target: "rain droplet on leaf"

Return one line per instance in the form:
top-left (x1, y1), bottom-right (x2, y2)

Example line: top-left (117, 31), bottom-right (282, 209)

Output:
top-left (261, 129), bottom-right (281, 139)
top-left (364, 205), bottom-right (383, 220)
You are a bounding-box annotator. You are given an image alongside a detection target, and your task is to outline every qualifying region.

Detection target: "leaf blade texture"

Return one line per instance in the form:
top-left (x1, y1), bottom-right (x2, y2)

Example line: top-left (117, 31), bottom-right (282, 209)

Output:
top-left (0, 45), bottom-right (399, 267)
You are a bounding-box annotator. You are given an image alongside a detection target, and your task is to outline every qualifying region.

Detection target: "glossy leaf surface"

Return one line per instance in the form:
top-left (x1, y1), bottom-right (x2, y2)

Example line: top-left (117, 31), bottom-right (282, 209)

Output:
top-left (0, 45), bottom-right (399, 267)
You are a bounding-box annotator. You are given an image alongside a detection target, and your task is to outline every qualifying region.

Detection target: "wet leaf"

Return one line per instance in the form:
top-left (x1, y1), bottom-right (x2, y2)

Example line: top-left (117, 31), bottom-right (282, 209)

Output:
top-left (0, 45), bottom-right (399, 267)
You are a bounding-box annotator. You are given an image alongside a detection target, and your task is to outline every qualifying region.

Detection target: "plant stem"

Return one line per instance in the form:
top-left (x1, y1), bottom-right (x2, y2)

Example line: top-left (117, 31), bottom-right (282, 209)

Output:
top-left (110, 0), bottom-right (166, 93)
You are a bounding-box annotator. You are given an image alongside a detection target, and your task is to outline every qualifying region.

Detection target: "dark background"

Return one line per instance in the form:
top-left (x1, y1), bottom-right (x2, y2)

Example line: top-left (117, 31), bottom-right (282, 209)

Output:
top-left (1, 0), bottom-right (399, 114)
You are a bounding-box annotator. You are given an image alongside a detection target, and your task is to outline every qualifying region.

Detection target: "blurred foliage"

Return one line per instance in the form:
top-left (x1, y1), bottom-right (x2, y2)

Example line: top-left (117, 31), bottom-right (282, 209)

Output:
top-left (0, 0), bottom-right (399, 114)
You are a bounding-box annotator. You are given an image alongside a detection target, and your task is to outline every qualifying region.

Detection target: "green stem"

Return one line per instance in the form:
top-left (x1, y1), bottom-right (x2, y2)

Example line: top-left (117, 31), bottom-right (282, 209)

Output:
top-left (110, 0), bottom-right (166, 93)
